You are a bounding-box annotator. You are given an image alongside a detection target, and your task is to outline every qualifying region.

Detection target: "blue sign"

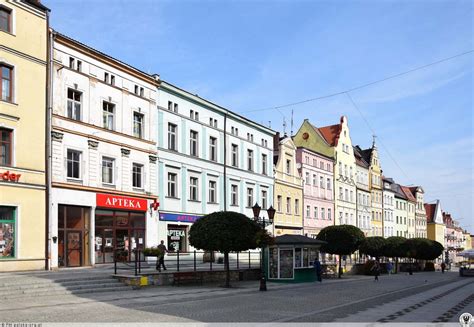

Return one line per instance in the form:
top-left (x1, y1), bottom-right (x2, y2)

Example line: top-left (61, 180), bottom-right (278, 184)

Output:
top-left (159, 213), bottom-right (202, 223)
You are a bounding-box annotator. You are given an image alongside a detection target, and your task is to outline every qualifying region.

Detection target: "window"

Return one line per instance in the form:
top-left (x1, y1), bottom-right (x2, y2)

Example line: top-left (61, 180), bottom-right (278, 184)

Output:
top-left (1, 64), bottom-right (13, 102)
top-left (286, 197), bottom-right (291, 214)
top-left (133, 112), bottom-right (144, 138)
top-left (209, 181), bottom-right (216, 203)
top-left (344, 164), bottom-right (348, 177)
top-left (190, 130), bottom-right (198, 157)
top-left (76, 61), bottom-right (82, 72)
top-left (286, 159), bottom-right (291, 174)
top-left (69, 57), bottom-right (75, 69)
top-left (305, 172), bottom-right (310, 185)
top-left (0, 206), bottom-right (15, 258)
top-left (313, 174), bottom-right (317, 186)
top-left (66, 149), bottom-right (81, 179)
top-left (345, 189), bottom-right (348, 201)
top-left (189, 177), bottom-right (198, 201)
top-left (173, 103), bottom-right (178, 113)
top-left (66, 89), bottom-right (82, 121)
top-left (104, 72), bottom-right (109, 83)
top-left (247, 150), bottom-right (253, 171)
top-left (327, 178), bottom-right (331, 190)
top-left (209, 137), bottom-right (217, 161)
top-left (350, 190), bottom-right (353, 202)
top-left (132, 163), bottom-right (143, 188)
top-left (102, 101), bottom-right (115, 130)
top-left (314, 207), bottom-right (318, 219)
top-left (295, 199), bottom-right (299, 215)
top-left (277, 195), bottom-right (282, 212)
top-left (0, 128), bottom-right (12, 166)
top-left (140, 87), bottom-right (144, 97)
top-left (339, 187), bottom-right (343, 200)
top-left (231, 185), bottom-right (238, 206)
top-left (262, 190), bottom-right (267, 209)
top-left (195, 112), bottom-right (199, 121)
top-left (101, 157), bottom-right (114, 185)
top-left (328, 208), bottom-right (332, 220)
top-left (231, 144), bottom-right (238, 167)
top-left (168, 101), bottom-right (173, 111)
top-left (338, 162), bottom-right (342, 175)
top-left (134, 85), bottom-right (139, 95)
top-left (0, 7), bottom-right (11, 33)
top-left (247, 188), bottom-right (253, 207)
top-left (167, 123), bottom-right (178, 151)
top-left (306, 205), bottom-right (310, 218)
top-left (321, 208), bottom-right (325, 220)
top-left (262, 154), bottom-right (267, 175)
top-left (167, 173), bottom-right (177, 197)
top-left (110, 75), bottom-right (115, 86)
top-left (190, 110), bottom-right (194, 119)
top-left (320, 162), bottom-right (324, 170)
top-left (312, 159), bottom-right (316, 166)
top-left (320, 176), bottom-right (324, 188)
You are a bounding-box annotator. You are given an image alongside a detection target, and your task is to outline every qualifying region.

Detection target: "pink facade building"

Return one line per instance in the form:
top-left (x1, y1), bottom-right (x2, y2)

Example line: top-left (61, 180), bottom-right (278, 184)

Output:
top-left (296, 148), bottom-right (334, 237)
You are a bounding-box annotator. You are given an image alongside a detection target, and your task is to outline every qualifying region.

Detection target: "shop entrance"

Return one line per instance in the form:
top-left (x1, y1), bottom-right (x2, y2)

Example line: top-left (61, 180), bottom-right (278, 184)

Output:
top-left (94, 209), bottom-right (145, 263)
top-left (58, 205), bottom-right (90, 267)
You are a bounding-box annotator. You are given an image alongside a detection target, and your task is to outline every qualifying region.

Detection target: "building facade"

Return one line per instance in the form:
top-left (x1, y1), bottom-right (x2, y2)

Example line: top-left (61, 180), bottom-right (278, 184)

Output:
top-left (382, 177), bottom-right (395, 238)
top-left (401, 186), bottom-right (416, 239)
top-left (0, 0), bottom-right (49, 271)
top-left (425, 200), bottom-right (445, 244)
top-left (273, 134), bottom-right (303, 236)
top-left (409, 186), bottom-right (427, 238)
top-left (293, 120), bottom-right (335, 237)
top-left (49, 33), bottom-right (159, 268)
top-left (353, 146), bottom-right (371, 236)
top-left (393, 183), bottom-right (408, 237)
top-left (156, 81), bottom-right (275, 251)
top-left (318, 116), bottom-right (356, 227)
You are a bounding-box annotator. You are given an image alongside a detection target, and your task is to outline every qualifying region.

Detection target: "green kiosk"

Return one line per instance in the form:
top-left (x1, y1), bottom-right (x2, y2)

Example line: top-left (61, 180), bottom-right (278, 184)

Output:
top-left (265, 235), bottom-right (326, 283)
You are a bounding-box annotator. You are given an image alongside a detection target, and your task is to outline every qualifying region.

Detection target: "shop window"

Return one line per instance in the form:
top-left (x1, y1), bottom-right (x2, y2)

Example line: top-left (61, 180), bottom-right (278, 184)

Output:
top-left (0, 206), bottom-right (15, 258)
top-left (0, 128), bottom-right (12, 166)
top-left (167, 225), bottom-right (187, 252)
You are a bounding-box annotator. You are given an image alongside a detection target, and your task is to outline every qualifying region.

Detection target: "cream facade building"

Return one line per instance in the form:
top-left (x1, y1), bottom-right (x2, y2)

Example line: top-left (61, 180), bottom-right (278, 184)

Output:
top-left (353, 146), bottom-right (371, 235)
top-left (273, 134), bottom-right (303, 235)
top-left (409, 186), bottom-right (427, 238)
top-left (401, 186), bottom-right (416, 239)
top-left (393, 183), bottom-right (408, 237)
top-left (0, 0), bottom-right (49, 271)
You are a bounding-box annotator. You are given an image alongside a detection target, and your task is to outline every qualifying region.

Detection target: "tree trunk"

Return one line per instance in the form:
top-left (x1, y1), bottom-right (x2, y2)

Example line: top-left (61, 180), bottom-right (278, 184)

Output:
top-left (224, 252), bottom-right (230, 288)
top-left (395, 257), bottom-right (399, 274)
top-left (338, 255), bottom-right (342, 279)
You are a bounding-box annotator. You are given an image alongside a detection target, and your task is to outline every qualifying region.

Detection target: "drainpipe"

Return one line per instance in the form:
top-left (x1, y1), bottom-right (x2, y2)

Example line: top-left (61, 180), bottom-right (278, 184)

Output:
top-left (45, 15), bottom-right (53, 270)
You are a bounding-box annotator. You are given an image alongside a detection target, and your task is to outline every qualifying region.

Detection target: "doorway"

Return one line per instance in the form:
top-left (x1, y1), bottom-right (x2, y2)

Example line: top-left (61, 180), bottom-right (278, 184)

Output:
top-left (58, 205), bottom-right (90, 267)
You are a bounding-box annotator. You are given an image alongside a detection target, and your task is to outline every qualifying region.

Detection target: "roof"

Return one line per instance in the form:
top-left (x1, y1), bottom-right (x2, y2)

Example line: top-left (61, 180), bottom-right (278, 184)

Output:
top-left (353, 146), bottom-right (369, 168)
top-left (383, 177), bottom-right (395, 184)
top-left (360, 148), bottom-right (373, 165)
top-left (274, 235), bottom-right (327, 246)
top-left (424, 203), bottom-right (436, 223)
top-left (318, 123), bottom-right (342, 147)
top-left (392, 183), bottom-right (407, 200)
top-left (25, 0), bottom-right (50, 12)
top-left (401, 186), bottom-right (417, 203)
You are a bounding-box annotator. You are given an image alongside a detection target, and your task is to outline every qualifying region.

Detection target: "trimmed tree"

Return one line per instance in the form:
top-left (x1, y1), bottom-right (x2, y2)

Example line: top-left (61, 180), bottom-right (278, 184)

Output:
top-left (189, 211), bottom-right (268, 287)
top-left (359, 236), bottom-right (387, 261)
top-left (316, 225), bottom-right (365, 278)
top-left (383, 236), bottom-right (408, 273)
top-left (406, 238), bottom-right (444, 261)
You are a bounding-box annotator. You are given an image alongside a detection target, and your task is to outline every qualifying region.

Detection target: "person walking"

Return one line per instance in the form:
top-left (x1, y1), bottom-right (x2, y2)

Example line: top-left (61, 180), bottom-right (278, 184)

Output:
top-left (156, 240), bottom-right (168, 272)
top-left (371, 260), bottom-right (381, 282)
top-left (441, 262), bottom-right (446, 274)
top-left (386, 261), bottom-right (393, 275)
top-left (314, 258), bottom-right (322, 283)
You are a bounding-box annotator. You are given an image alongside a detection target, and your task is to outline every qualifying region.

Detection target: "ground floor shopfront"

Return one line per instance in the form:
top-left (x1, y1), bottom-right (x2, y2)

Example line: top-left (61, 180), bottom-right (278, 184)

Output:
top-left (50, 188), bottom-right (158, 269)
top-left (0, 182), bottom-right (46, 271)
top-left (157, 212), bottom-right (203, 252)
top-left (274, 226), bottom-right (303, 236)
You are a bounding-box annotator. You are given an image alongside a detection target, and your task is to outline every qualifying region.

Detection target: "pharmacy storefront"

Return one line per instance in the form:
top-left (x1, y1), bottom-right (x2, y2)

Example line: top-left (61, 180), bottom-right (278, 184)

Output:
top-left (158, 213), bottom-right (202, 252)
top-left (51, 188), bottom-right (159, 268)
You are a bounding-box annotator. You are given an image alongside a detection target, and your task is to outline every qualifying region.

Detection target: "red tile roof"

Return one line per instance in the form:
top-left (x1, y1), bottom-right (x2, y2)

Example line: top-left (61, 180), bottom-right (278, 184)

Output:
top-left (401, 186), bottom-right (416, 202)
top-left (318, 123), bottom-right (342, 147)
top-left (424, 203), bottom-right (435, 223)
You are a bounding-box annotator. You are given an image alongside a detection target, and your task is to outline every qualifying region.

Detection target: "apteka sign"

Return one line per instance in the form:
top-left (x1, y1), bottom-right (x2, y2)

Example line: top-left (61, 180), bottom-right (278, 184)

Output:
top-left (96, 193), bottom-right (147, 212)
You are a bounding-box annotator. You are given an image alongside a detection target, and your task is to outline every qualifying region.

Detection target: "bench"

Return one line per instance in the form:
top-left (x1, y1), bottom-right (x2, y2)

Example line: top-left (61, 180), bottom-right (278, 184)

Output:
top-left (173, 272), bottom-right (203, 286)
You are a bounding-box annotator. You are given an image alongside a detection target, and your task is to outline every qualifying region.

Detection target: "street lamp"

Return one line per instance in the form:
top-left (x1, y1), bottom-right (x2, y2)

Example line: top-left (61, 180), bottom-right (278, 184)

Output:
top-left (252, 202), bottom-right (275, 291)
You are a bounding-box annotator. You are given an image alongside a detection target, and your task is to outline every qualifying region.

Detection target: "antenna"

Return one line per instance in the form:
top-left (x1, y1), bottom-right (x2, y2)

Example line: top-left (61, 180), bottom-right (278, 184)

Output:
top-left (290, 109), bottom-right (294, 136)
top-left (372, 134), bottom-right (377, 147)
top-left (283, 118), bottom-right (287, 136)
top-left (268, 121), bottom-right (271, 128)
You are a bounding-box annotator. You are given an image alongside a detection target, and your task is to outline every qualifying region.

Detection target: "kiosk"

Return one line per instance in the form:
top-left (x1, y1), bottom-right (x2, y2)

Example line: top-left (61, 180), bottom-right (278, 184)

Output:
top-left (265, 235), bottom-right (326, 283)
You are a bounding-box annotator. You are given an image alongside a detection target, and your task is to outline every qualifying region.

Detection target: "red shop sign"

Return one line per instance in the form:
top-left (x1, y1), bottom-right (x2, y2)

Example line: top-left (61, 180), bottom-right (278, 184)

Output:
top-left (1, 171), bottom-right (21, 182)
top-left (96, 193), bottom-right (147, 212)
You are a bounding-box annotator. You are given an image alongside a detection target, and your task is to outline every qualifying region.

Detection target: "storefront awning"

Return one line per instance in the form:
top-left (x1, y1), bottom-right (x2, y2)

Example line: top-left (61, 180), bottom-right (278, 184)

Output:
top-left (273, 234), bottom-right (327, 247)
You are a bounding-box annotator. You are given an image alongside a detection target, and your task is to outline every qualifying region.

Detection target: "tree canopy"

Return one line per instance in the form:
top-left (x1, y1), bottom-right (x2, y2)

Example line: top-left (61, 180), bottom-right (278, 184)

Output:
top-left (316, 225), bottom-right (365, 255)
top-left (359, 236), bottom-right (386, 259)
top-left (383, 236), bottom-right (408, 258)
top-left (406, 238), bottom-right (444, 260)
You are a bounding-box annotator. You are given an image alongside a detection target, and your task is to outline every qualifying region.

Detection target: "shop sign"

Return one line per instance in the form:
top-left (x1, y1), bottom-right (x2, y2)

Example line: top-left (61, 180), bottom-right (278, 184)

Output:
top-left (168, 229), bottom-right (185, 241)
top-left (1, 171), bottom-right (21, 182)
top-left (96, 193), bottom-right (147, 212)
top-left (159, 213), bottom-right (201, 223)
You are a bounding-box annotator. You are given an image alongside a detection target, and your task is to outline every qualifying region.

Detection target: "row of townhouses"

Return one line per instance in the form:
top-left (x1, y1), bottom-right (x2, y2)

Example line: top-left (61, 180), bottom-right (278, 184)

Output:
top-left (0, 0), bottom-right (471, 271)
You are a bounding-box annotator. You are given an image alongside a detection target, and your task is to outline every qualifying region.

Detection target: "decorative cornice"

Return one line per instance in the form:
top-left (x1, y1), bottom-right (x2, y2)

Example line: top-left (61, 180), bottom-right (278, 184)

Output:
top-left (121, 148), bottom-right (131, 157)
top-left (149, 155), bottom-right (157, 164)
top-left (51, 131), bottom-right (64, 142)
top-left (88, 140), bottom-right (99, 149)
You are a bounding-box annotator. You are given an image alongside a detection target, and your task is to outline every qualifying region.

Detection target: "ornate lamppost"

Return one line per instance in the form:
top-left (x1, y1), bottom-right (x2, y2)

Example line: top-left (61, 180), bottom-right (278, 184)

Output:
top-left (252, 202), bottom-right (276, 291)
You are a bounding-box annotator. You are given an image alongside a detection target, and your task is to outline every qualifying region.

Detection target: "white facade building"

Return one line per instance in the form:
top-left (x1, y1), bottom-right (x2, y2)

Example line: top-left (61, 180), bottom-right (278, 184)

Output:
top-left (156, 81), bottom-right (275, 252)
top-left (50, 32), bottom-right (159, 268)
top-left (353, 146), bottom-right (371, 235)
top-left (393, 183), bottom-right (408, 238)
top-left (382, 177), bottom-right (395, 237)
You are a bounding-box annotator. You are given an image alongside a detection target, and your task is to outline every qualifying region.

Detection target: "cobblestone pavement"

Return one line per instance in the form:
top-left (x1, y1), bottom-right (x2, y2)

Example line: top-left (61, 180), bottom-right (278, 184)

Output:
top-left (0, 271), bottom-right (470, 323)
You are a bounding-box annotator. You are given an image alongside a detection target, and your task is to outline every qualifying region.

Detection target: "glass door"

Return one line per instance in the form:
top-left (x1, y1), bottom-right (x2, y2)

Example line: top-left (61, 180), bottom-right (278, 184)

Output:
top-left (116, 229), bottom-right (130, 261)
top-left (66, 231), bottom-right (82, 267)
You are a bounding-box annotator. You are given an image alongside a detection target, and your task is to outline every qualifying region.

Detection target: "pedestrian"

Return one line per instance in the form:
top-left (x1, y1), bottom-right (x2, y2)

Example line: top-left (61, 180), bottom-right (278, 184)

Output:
top-left (156, 240), bottom-right (168, 272)
top-left (371, 260), bottom-right (381, 282)
top-left (441, 262), bottom-right (446, 274)
top-left (314, 258), bottom-right (322, 283)
top-left (386, 261), bottom-right (393, 275)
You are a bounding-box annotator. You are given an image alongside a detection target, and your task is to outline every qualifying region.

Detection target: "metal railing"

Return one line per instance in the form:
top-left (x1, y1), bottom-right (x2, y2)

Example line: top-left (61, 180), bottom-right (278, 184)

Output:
top-left (114, 249), bottom-right (261, 276)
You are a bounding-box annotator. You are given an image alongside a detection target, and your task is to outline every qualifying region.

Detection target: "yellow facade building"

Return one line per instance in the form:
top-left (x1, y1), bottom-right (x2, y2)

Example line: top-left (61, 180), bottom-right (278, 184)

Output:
top-left (0, 0), bottom-right (49, 271)
top-left (273, 135), bottom-right (303, 236)
top-left (425, 200), bottom-right (446, 246)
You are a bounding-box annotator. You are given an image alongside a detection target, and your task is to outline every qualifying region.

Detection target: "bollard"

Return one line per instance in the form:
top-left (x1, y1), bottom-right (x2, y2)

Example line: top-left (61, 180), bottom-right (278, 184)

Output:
top-left (177, 250), bottom-right (180, 272)
top-left (194, 250), bottom-right (196, 272)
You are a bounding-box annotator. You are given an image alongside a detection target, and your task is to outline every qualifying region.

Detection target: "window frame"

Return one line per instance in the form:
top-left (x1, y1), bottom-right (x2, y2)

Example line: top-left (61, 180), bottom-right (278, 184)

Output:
top-left (247, 149), bottom-right (254, 172)
top-left (231, 184), bottom-right (238, 206)
top-left (132, 163), bottom-right (144, 189)
top-left (133, 112), bottom-right (144, 139)
top-left (102, 101), bottom-right (115, 130)
top-left (247, 188), bottom-right (253, 208)
top-left (168, 123), bottom-right (177, 151)
top-left (231, 144), bottom-right (238, 167)
top-left (0, 206), bottom-right (16, 259)
top-left (167, 172), bottom-right (177, 198)
top-left (66, 149), bottom-right (82, 180)
top-left (209, 136), bottom-right (217, 161)
top-left (190, 130), bottom-right (199, 157)
top-left (208, 180), bottom-right (217, 203)
top-left (0, 127), bottom-right (13, 166)
top-left (67, 88), bottom-right (82, 121)
top-left (189, 176), bottom-right (199, 201)
top-left (0, 64), bottom-right (13, 103)
top-left (101, 156), bottom-right (115, 185)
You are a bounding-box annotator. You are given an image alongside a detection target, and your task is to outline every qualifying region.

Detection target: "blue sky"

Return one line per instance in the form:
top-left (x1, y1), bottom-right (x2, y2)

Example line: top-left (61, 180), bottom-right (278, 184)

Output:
top-left (47, 0), bottom-right (473, 233)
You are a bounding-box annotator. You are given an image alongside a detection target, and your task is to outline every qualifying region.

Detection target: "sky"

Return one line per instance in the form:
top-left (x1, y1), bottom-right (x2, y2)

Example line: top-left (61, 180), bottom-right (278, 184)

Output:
top-left (46, 0), bottom-right (473, 233)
